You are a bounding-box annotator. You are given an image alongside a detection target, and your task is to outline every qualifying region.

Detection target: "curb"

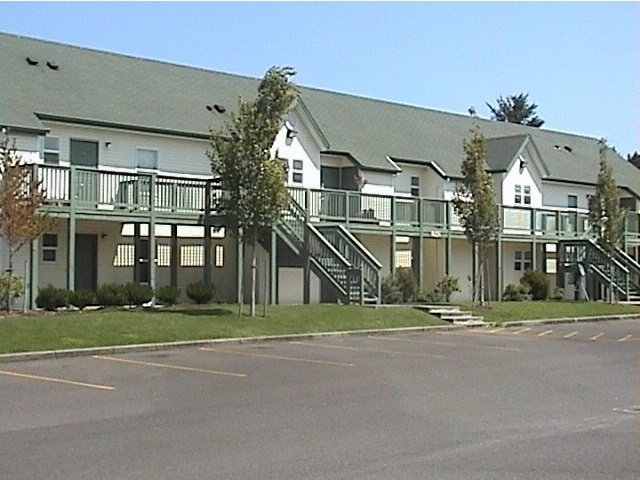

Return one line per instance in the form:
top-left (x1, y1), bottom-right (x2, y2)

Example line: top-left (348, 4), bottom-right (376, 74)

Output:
top-left (0, 324), bottom-right (467, 363)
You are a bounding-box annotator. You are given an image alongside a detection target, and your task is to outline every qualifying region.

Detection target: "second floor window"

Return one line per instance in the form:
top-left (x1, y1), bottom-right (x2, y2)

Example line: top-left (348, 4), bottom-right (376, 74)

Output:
top-left (411, 176), bottom-right (420, 197)
top-left (137, 148), bottom-right (158, 170)
top-left (43, 136), bottom-right (60, 164)
top-left (568, 194), bottom-right (578, 208)
top-left (514, 185), bottom-right (531, 205)
top-left (292, 159), bottom-right (303, 184)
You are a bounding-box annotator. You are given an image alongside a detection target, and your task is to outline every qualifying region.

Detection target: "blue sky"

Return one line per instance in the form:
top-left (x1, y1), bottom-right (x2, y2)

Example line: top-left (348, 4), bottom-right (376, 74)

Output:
top-left (1, 2), bottom-right (638, 156)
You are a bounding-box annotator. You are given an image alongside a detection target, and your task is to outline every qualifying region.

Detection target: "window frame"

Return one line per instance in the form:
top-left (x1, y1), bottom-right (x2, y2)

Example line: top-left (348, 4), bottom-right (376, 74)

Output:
top-left (42, 233), bottom-right (58, 263)
top-left (136, 148), bottom-right (158, 171)
top-left (43, 135), bottom-right (60, 165)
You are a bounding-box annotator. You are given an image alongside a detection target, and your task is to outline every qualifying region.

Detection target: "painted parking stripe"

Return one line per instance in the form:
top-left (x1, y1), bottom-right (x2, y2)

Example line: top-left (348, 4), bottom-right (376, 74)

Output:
top-left (590, 332), bottom-right (605, 341)
top-left (563, 331), bottom-right (579, 339)
top-left (618, 335), bottom-right (632, 342)
top-left (290, 341), bottom-right (443, 358)
top-left (371, 335), bottom-right (520, 352)
top-left (199, 347), bottom-right (355, 367)
top-left (488, 327), bottom-right (506, 334)
top-left (93, 355), bottom-right (246, 378)
top-left (538, 329), bottom-right (554, 337)
top-left (513, 327), bottom-right (531, 335)
top-left (0, 369), bottom-right (115, 391)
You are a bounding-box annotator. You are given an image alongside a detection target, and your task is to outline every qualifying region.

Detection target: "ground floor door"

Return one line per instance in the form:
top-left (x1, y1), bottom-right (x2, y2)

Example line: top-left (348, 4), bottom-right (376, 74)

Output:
top-left (75, 234), bottom-right (98, 291)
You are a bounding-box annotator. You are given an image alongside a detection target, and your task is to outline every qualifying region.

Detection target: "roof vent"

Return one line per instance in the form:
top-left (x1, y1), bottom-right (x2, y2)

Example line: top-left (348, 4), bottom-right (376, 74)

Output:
top-left (563, 145), bottom-right (573, 153)
top-left (46, 61), bottom-right (59, 71)
top-left (213, 104), bottom-right (226, 114)
top-left (26, 56), bottom-right (39, 66)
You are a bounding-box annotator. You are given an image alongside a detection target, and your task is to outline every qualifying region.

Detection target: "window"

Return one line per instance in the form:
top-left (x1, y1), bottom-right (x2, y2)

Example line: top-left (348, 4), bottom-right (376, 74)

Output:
top-left (544, 243), bottom-right (557, 274)
top-left (292, 159), bottom-right (303, 184)
top-left (515, 184), bottom-right (531, 205)
top-left (568, 194), bottom-right (578, 208)
top-left (410, 176), bottom-right (420, 197)
top-left (215, 245), bottom-right (224, 267)
top-left (137, 148), bottom-right (158, 170)
top-left (157, 244), bottom-right (171, 267)
top-left (43, 136), bottom-right (60, 164)
top-left (42, 233), bottom-right (58, 262)
top-left (394, 250), bottom-right (412, 269)
top-left (113, 244), bottom-right (135, 267)
top-left (180, 245), bottom-right (204, 267)
top-left (514, 250), bottom-right (532, 271)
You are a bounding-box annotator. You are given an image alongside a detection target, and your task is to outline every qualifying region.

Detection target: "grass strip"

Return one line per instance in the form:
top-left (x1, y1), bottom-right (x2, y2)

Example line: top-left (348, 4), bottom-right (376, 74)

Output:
top-left (0, 304), bottom-right (444, 354)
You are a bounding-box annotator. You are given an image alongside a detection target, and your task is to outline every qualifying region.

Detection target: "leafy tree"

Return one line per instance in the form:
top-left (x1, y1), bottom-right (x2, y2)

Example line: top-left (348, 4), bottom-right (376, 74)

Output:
top-left (453, 125), bottom-right (499, 306)
top-left (627, 151), bottom-right (640, 169)
top-left (208, 66), bottom-right (297, 317)
top-left (0, 135), bottom-right (53, 312)
top-left (589, 139), bottom-right (626, 302)
top-left (486, 93), bottom-right (544, 127)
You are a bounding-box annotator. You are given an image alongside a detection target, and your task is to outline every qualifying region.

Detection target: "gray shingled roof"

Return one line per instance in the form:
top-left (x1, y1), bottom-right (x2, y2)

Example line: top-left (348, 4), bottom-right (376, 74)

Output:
top-left (2, 32), bottom-right (638, 196)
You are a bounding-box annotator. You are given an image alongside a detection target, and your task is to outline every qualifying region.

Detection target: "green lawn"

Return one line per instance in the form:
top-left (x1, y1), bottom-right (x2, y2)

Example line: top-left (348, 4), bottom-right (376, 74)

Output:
top-left (1, 301), bottom-right (638, 355)
top-left (0, 304), bottom-right (445, 354)
top-left (461, 300), bottom-right (640, 325)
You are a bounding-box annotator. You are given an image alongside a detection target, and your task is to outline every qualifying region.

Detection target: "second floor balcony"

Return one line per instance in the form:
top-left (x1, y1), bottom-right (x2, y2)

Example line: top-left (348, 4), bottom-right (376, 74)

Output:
top-left (33, 165), bottom-right (640, 245)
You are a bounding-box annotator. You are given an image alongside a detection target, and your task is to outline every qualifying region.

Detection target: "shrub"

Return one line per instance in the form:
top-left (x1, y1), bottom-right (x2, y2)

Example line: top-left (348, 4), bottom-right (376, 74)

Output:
top-left (36, 285), bottom-right (69, 311)
top-left (0, 273), bottom-right (23, 301)
top-left (414, 287), bottom-right (444, 304)
top-left (69, 290), bottom-right (95, 310)
top-left (186, 282), bottom-right (215, 304)
top-left (124, 282), bottom-right (154, 306)
top-left (520, 270), bottom-right (549, 301)
top-left (394, 267), bottom-right (417, 303)
top-left (96, 283), bottom-right (127, 307)
top-left (381, 275), bottom-right (403, 304)
top-left (435, 275), bottom-right (460, 302)
top-left (156, 285), bottom-right (181, 305)
top-left (502, 283), bottom-right (530, 301)
top-left (550, 287), bottom-right (564, 301)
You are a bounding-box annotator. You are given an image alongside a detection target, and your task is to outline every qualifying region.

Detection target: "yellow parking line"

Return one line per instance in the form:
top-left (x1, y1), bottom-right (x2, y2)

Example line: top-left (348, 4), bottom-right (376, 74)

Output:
top-left (618, 335), bottom-right (632, 343)
top-left (590, 332), bottom-right (605, 341)
top-left (370, 335), bottom-right (520, 352)
top-left (563, 331), bottom-right (579, 339)
top-left (93, 355), bottom-right (246, 378)
top-left (199, 347), bottom-right (355, 367)
top-left (0, 369), bottom-right (115, 391)
top-left (513, 327), bottom-right (531, 335)
top-left (538, 329), bottom-right (553, 337)
top-left (289, 341), bottom-right (443, 358)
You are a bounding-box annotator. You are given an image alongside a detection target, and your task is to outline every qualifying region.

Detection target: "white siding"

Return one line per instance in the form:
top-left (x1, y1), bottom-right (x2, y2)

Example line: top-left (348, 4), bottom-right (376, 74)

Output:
top-left (542, 181), bottom-right (593, 209)
top-left (40, 122), bottom-right (211, 176)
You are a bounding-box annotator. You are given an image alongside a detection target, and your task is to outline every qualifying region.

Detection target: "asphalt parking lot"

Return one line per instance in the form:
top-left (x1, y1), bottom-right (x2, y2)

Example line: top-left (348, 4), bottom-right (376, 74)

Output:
top-left (1, 319), bottom-right (638, 479)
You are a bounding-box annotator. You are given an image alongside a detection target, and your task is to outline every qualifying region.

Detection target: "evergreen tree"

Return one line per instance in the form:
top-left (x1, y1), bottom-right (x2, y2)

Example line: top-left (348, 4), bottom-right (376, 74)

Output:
top-left (208, 66), bottom-right (297, 317)
top-left (0, 136), bottom-right (53, 312)
top-left (453, 125), bottom-right (499, 305)
top-left (486, 93), bottom-right (544, 127)
top-left (589, 139), bottom-right (626, 302)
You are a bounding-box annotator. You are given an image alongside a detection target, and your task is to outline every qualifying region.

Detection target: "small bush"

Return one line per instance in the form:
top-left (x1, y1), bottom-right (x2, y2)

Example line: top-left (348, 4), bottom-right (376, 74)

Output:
top-left (414, 287), bottom-right (444, 304)
top-left (394, 267), bottom-right (417, 303)
top-left (381, 275), bottom-right (403, 304)
top-left (186, 282), bottom-right (215, 304)
top-left (0, 273), bottom-right (23, 301)
top-left (156, 285), bottom-right (181, 305)
top-left (436, 275), bottom-right (460, 302)
top-left (502, 283), bottom-right (530, 301)
top-left (550, 287), bottom-right (564, 301)
top-left (520, 270), bottom-right (549, 301)
top-left (96, 283), bottom-right (127, 307)
top-left (124, 282), bottom-right (154, 306)
top-left (69, 290), bottom-right (95, 310)
top-left (36, 285), bottom-right (69, 311)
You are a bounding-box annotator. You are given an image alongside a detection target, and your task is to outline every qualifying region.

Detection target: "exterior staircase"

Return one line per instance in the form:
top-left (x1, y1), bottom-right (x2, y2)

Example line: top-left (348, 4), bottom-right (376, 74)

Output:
top-left (415, 304), bottom-right (485, 325)
top-left (276, 198), bottom-right (382, 304)
top-left (558, 239), bottom-right (640, 303)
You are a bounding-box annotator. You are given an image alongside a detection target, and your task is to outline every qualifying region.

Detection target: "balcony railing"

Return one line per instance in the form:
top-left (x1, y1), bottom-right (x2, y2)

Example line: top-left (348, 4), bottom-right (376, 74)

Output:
top-left (32, 166), bottom-right (640, 242)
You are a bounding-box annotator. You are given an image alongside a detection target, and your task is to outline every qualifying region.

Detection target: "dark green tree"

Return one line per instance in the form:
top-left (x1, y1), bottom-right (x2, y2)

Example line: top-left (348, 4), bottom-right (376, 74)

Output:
top-left (0, 136), bottom-right (53, 312)
top-left (208, 66), bottom-right (298, 317)
top-left (453, 125), bottom-right (499, 305)
top-left (627, 151), bottom-right (640, 169)
top-left (486, 93), bottom-right (544, 127)
top-left (589, 139), bottom-right (626, 302)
